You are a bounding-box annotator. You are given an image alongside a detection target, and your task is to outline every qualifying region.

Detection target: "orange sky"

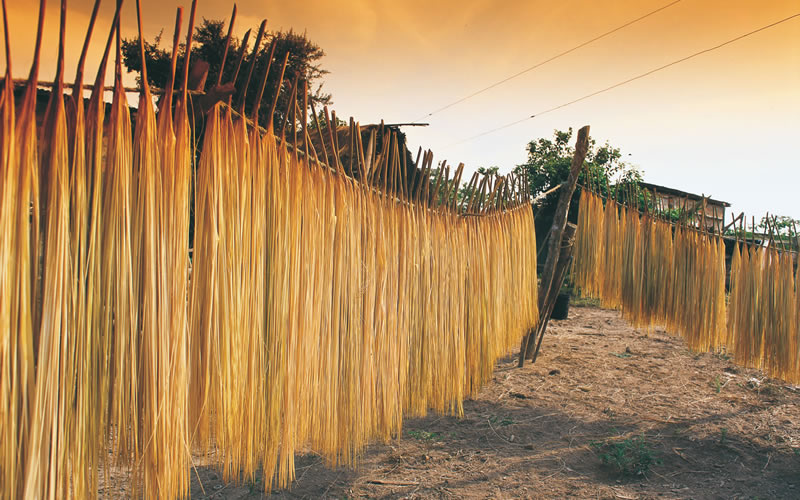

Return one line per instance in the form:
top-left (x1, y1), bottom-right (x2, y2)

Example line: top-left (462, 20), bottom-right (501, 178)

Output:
top-left (4, 0), bottom-right (800, 220)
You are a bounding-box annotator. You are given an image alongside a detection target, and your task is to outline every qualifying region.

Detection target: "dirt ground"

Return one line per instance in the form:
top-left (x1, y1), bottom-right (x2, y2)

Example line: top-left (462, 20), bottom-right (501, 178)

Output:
top-left (105, 303), bottom-right (800, 499)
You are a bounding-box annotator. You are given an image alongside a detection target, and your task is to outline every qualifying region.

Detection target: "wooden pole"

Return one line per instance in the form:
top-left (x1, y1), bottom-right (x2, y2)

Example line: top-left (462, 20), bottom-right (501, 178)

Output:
top-left (532, 223), bottom-right (577, 363)
top-left (519, 125), bottom-right (590, 366)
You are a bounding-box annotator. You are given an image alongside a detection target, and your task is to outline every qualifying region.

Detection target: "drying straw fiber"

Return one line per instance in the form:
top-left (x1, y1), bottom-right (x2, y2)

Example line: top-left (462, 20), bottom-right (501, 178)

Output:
top-left (0, 2), bottom-right (542, 497)
top-left (572, 189), bottom-right (604, 298)
top-left (9, 0), bottom-right (800, 490)
top-left (23, 1), bottom-right (73, 497)
top-left (573, 187), bottom-right (798, 384)
top-left (0, 2), bottom-right (33, 498)
top-left (728, 241), bottom-right (799, 383)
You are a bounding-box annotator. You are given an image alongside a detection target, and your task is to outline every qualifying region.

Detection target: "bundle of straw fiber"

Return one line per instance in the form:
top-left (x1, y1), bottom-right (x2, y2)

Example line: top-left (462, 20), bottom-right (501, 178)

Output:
top-left (1, 0), bottom-right (540, 496)
top-left (0, 1), bottom-right (35, 498)
top-left (24, 0), bottom-right (75, 496)
top-left (728, 241), bottom-right (799, 383)
top-left (572, 186), bottom-right (800, 384)
top-left (761, 249), bottom-right (797, 382)
top-left (158, 6), bottom-right (191, 496)
top-left (619, 204), bottom-right (645, 328)
top-left (102, 19), bottom-right (139, 473)
top-left (66, 0), bottom-right (105, 496)
top-left (572, 188), bottom-right (604, 298)
top-left (646, 215), bottom-right (673, 326)
top-left (666, 227), bottom-right (727, 351)
top-left (189, 107), bottom-right (538, 490)
top-left (572, 189), bottom-right (727, 349)
top-left (600, 192), bottom-right (623, 308)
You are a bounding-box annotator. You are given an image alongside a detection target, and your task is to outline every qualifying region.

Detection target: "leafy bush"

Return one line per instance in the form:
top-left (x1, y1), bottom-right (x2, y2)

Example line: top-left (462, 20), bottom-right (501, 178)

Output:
top-left (590, 435), bottom-right (661, 477)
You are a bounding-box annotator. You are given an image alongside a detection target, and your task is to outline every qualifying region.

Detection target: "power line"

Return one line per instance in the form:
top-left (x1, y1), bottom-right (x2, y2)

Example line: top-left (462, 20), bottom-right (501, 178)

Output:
top-left (449, 12), bottom-right (800, 147)
top-left (411, 0), bottom-right (683, 123)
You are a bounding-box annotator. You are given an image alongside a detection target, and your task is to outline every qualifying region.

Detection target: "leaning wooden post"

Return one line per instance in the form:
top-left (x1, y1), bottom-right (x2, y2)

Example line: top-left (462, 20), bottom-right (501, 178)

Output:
top-left (532, 223), bottom-right (577, 363)
top-left (519, 125), bottom-right (590, 366)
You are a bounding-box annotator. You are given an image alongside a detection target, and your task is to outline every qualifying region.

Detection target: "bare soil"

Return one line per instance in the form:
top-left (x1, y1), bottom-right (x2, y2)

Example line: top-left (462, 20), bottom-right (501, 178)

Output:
top-left (106, 304), bottom-right (800, 499)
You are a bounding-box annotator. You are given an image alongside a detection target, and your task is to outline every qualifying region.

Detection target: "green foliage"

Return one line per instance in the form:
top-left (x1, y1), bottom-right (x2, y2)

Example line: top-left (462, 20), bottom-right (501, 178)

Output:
top-left (454, 166), bottom-right (498, 206)
top-left (426, 166), bottom-right (498, 208)
top-left (307, 109), bottom-right (347, 130)
top-left (757, 215), bottom-right (799, 248)
top-left (724, 215), bottom-right (799, 250)
top-left (614, 168), bottom-right (647, 207)
top-left (761, 215), bottom-right (800, 234)
top-left (407, 429), bottom-right (443, 441)
top-left (710, 375), bottom-right (723, 393)
top-left (246, 476), bottom-right (261, 494)
top-left (508, 128), bottom-right (641, 249)
top-left (590, 435), bottom-right (661, 477)
top-left (421, 129), bottom-right (647, 217)
top-left (122, 19), bottom-right (331, 131)
top-left (659, 207), bottom-right (685, 224)
top-left (488, 415), bottom-right (515, 427)
top-left (120, 30), bottom-right (174, 89)
top-left (513, 128), bottom-right (636, 201)
top-left (570, 295), bottom-right (602, 308)
top-left (476, 166), bottom-right (500, 176)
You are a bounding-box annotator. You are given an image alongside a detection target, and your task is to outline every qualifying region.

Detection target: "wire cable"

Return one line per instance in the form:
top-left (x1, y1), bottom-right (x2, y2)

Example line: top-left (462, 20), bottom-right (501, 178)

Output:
top-left (412, 0), bottom-right (683, 123)
top-left (449, 12), bottom-right (800, 147)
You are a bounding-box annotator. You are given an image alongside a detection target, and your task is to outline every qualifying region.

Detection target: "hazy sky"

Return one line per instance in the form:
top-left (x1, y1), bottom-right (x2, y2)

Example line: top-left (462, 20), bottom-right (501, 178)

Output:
top-left (4, 0), bottom-right (800, 221)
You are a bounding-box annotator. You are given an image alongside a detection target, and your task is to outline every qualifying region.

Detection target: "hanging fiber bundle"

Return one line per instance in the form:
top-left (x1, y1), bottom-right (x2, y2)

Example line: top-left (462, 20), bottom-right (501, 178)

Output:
top-left (0, 3), bottom-right (541, 496)
top-left (572, 189), bottom-right (604, 298)
top-left (23, 1), bottom-right (74, 496)
top-left (573, 188), bottom-right (728, 353)
top-left (0, 2), bottom-right (35, 498)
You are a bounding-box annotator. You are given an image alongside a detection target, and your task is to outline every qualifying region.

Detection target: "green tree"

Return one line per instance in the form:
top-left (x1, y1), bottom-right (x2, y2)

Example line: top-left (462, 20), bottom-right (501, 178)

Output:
top-left (756, 215), bottom-right (800, 248)
top-left (514, 128), bottom-right (638, 202)
top-left (122, 19), bottom-right (331, 131)
top-left (511, 128), bottom-right (642, 248)
top-left (758, 215), bottom-right (799, 235)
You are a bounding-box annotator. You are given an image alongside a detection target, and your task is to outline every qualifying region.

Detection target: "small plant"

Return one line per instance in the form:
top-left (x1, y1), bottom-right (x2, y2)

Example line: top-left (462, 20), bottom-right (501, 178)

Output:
top-left (590, 435), bottom-right (661, 477)
top-left (715, 351), bottom-right (731, 361)
top-left (719, 427), bottom-right (728, 445)
top-left (407, 429), bottom-right (443, 441)
top-left (488, 415), bottom-right (515, 427)
top-left (247, 476), bottom-right (261, 494)
top-left (710, 375), bottom-right (723, 393)
top-left (571, 295), bottom-right (602, 308)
